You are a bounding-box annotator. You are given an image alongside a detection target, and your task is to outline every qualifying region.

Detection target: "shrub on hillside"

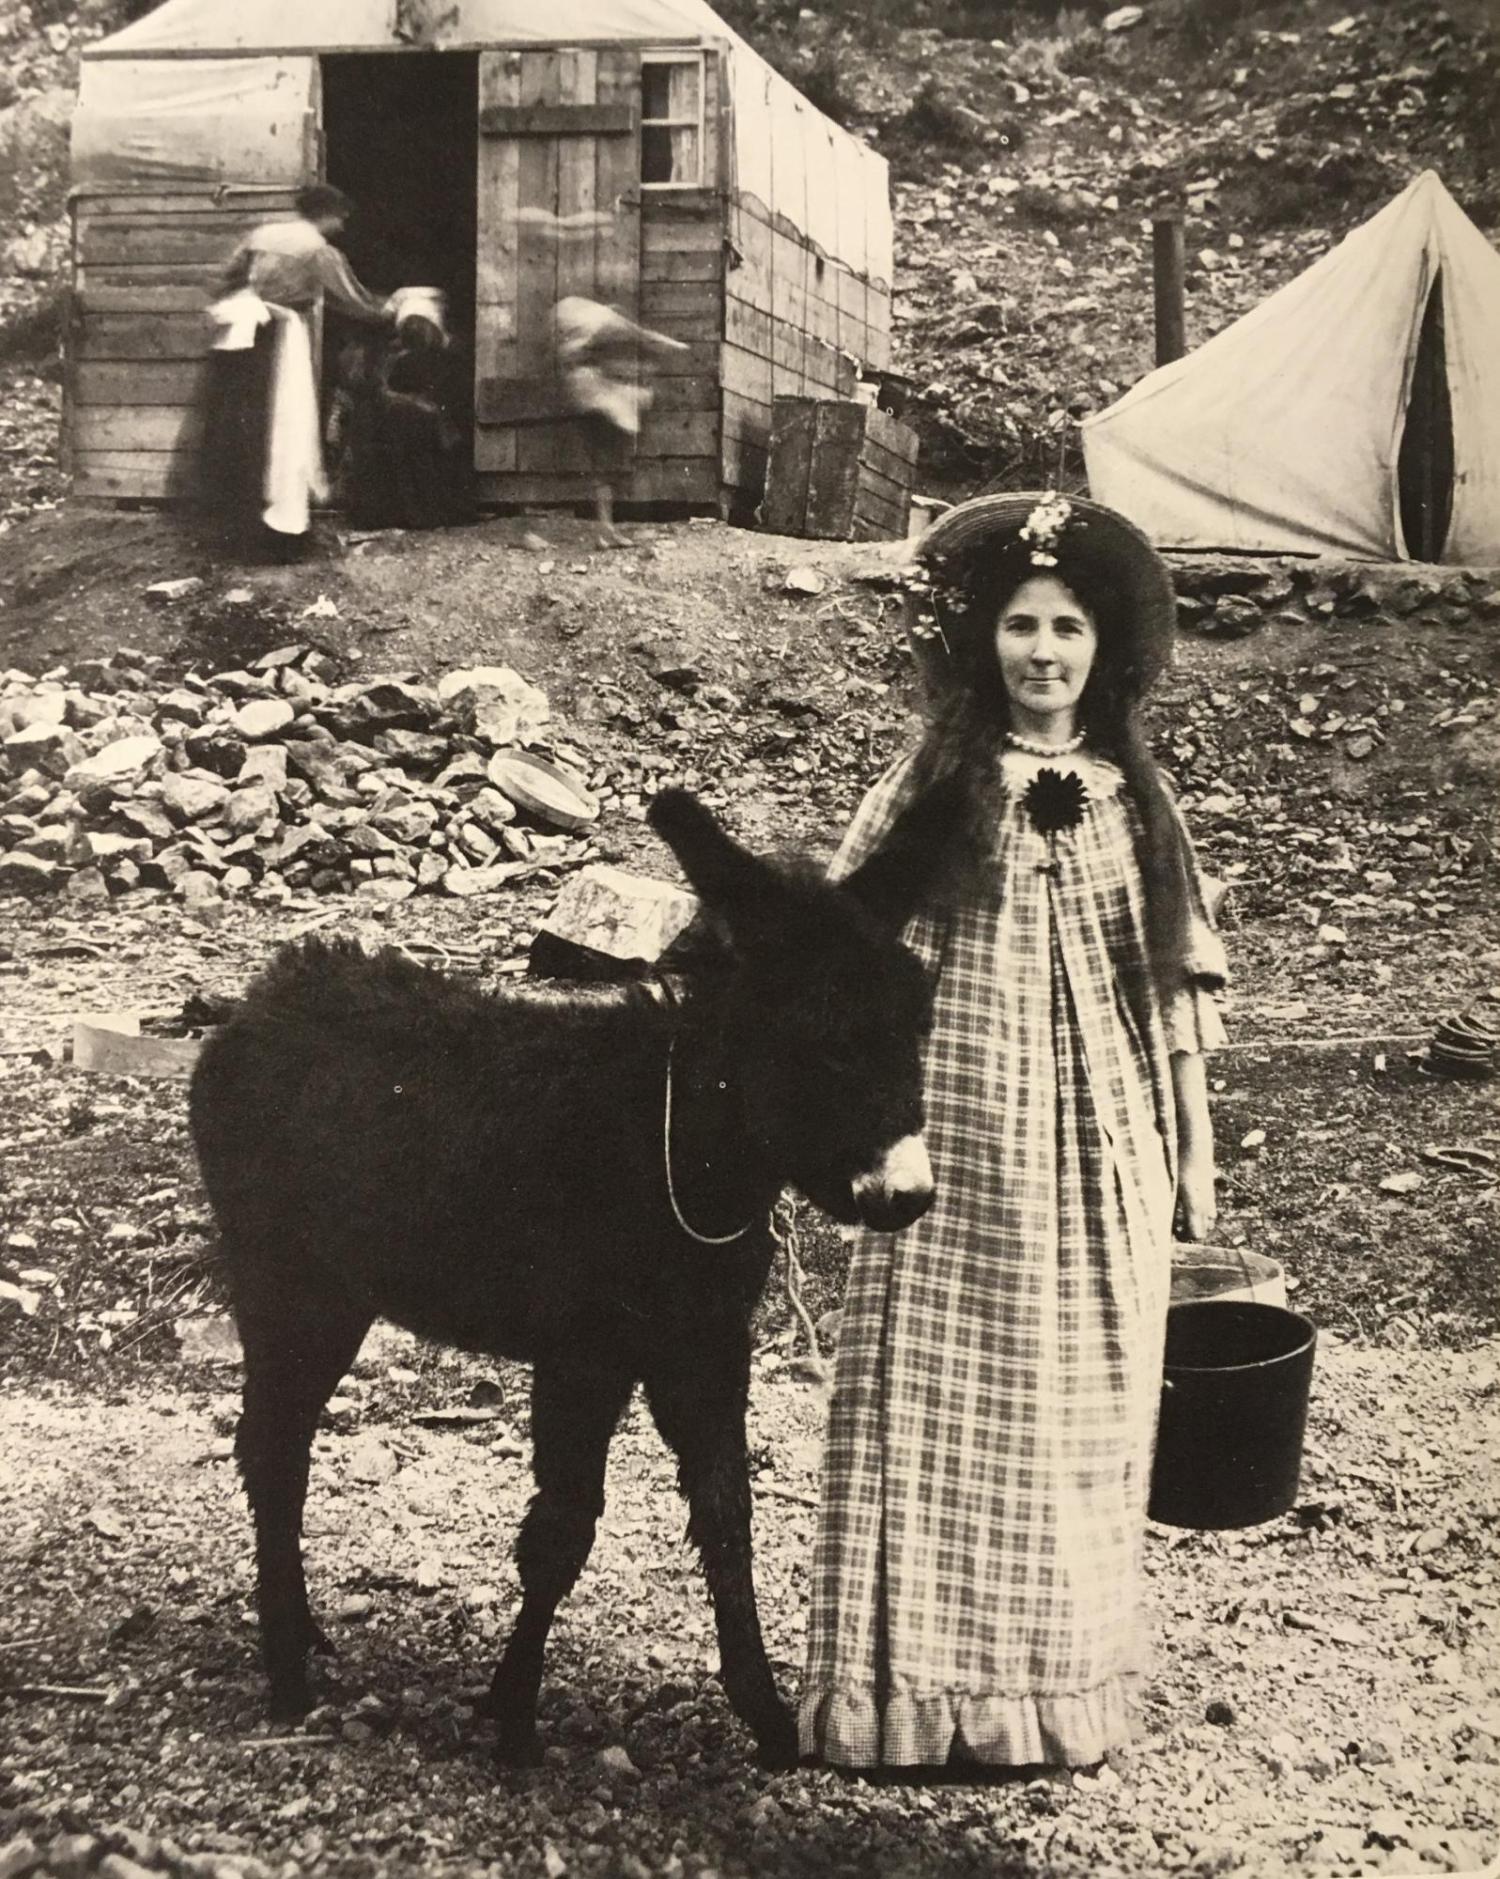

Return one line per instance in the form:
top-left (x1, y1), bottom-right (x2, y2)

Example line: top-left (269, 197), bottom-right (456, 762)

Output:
top-left (899, 78), bottom-right (982, 153)
top-left (1178, 0), bottom-right (1254, 59)
top-left (718, 0), bottom-right (1092, 49)
top-left (1006, 10), bottom-right (1100, 83)
top-left (1218, 141), bottom-right (1400, 232)
top-left (0, 287), bottom-right (64, 368)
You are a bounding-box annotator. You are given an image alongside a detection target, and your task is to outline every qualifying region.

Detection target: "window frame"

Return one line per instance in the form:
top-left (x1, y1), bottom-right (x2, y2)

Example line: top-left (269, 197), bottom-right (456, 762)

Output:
top-left (638, 50), bottom-right (706, 191)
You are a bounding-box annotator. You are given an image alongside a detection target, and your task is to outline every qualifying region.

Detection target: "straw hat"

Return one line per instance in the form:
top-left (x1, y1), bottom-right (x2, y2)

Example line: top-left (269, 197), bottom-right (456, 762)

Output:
top-left (908, 490), bottom-right (1178, 698)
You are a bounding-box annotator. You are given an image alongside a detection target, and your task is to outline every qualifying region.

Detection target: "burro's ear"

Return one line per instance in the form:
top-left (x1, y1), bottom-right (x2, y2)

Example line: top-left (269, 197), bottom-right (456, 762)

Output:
top-left (648, 788), bottom-right (776, 926)
top-left (840, 769), bottom-right (966, 932)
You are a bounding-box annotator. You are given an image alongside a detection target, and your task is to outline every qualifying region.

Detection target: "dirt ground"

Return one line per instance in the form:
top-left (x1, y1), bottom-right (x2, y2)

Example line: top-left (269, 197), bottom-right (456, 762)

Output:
top-left (0, 1334), bottom-right (1497, 1879)
top-left (1, 506), bottom-right (1498, 1879)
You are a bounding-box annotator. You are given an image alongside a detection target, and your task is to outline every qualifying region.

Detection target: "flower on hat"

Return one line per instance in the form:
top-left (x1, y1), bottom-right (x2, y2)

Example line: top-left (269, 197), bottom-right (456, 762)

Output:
top-left (1018, 491), bottom-right (1073, 568)
top-left (899, 560), bottom-right (969, 649)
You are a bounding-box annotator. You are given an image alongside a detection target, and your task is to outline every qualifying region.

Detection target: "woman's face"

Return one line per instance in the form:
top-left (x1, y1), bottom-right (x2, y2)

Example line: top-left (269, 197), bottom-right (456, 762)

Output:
top-left (994, 573), bottom-right (1098, 738)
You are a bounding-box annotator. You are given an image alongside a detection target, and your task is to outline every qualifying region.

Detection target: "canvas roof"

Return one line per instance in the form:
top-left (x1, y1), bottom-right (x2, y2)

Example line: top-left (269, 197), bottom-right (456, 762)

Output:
top-left (75, 0), bottom-right (891, 283)
top-left (1082, 172), bottom-right (1500, 564)
top-left (85, 0), bottom-right (741, 57)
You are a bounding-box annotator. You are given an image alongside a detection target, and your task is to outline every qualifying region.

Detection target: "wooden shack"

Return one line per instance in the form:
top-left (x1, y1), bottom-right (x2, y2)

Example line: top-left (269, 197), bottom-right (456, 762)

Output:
top-left (66, 0), bottom-right (895, 521)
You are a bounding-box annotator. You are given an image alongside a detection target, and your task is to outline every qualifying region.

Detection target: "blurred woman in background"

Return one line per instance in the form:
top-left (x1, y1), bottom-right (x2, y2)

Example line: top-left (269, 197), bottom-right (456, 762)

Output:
top-left (178, 183), bottom-right (390, 561)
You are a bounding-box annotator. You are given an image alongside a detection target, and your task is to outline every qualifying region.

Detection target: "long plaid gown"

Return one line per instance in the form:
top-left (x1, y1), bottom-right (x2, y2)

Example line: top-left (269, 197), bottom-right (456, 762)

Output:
top-left (800, 748), bottom-right (1225, 1769)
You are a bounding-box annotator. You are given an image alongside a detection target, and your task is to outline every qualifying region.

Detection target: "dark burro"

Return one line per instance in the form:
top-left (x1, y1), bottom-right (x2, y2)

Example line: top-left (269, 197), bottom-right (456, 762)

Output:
top-left (189, 784), bottom-right (955, 1769)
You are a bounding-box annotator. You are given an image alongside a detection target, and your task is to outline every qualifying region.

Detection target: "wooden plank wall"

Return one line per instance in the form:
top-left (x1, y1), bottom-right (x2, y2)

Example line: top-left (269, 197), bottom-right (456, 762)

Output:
top-left (475, 47), bottom-right (726, 513)
top-left (720, 191), bottom-right (893, 515)
top-left (68, 192), bottom-right (295, 500)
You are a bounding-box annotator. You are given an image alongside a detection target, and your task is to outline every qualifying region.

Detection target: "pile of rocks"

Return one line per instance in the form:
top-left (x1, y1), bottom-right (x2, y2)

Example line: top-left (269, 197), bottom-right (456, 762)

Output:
top-left (0, 648), bottom-right (603, 907)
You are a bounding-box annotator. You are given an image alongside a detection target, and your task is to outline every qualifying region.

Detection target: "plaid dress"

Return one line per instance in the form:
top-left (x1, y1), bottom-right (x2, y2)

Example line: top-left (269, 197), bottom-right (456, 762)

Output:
top-left (800, 748), bottom-right (1225, 1769)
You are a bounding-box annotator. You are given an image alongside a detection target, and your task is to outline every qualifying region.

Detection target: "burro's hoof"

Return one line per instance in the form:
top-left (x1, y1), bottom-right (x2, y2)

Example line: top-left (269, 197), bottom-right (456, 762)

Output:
top-left (492, 1723), bottom-right (545, 1768)
top-left (754, 1701), bottom-right (800, 1772)
top-left (267, 1678), bottom-right (313, 1722)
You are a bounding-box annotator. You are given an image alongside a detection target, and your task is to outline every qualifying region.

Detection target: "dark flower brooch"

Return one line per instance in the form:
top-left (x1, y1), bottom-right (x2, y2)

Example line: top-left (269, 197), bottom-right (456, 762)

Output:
top-left (1022, 766), bottom-right (1088, 835)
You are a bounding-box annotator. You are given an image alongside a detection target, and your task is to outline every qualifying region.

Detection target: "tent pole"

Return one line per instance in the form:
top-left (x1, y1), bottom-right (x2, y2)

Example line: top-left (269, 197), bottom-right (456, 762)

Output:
top-left (1152, 214), bottom-right (1185, 365)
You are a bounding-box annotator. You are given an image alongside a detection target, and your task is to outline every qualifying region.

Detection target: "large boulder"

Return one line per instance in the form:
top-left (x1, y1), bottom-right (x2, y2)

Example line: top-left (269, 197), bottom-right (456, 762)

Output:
top-left (232, 699), bottom-right (296, 741)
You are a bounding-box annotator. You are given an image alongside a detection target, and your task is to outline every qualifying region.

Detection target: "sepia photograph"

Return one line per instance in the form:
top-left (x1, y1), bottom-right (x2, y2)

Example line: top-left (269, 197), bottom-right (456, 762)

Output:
top-left (0, 0), bottom-right (1496, 1875)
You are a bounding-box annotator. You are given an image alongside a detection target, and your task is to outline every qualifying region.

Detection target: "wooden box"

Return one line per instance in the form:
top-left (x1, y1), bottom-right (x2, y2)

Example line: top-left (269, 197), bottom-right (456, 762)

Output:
top-left (760, 396), bottom-right (919, 541)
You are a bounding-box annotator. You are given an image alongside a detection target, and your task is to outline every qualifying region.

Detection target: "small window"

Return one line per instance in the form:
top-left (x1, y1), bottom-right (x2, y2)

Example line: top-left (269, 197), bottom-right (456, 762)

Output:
top-left (641, 55), bottom-right (703, 188)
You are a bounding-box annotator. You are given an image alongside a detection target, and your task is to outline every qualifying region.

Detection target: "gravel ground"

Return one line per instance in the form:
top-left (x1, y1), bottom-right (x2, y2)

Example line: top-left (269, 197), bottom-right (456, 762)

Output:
top-left (0, 1333), bottom-right (1496, 1879)
top-left (0, 889), bottom-right (1497, 1879)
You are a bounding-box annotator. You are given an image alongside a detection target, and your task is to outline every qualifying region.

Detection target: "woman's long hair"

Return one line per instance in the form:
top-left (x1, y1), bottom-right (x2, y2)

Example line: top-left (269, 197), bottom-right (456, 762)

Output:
top-left (905, 542), bottom-right (1192, 997)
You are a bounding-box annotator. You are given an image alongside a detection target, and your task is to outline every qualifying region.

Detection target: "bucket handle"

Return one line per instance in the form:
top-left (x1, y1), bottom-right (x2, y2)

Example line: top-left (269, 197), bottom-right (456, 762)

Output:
top-left (1163, 1243), bottom-right (1271, 1392)
top-left (1232, 1238), bottom-right (1266, 1303)
top-left (1180, 1237), bottom-right (1270, 1302)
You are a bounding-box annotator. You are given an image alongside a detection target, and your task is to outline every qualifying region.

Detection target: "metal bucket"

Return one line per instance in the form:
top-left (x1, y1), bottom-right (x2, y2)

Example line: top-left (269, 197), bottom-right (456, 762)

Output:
top-left (1148, 1300), bottom-right (1317, 1531)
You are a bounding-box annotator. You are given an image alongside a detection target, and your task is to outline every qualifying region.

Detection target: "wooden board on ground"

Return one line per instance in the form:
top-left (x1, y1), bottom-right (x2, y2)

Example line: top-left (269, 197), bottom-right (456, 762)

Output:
top-left (73, 1021), bottom-right (202, 1078)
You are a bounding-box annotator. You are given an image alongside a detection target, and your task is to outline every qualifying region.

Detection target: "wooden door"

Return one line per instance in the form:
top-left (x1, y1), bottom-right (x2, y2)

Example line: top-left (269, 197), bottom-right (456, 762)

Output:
top-left (474, 45), bottom-right (643, 486)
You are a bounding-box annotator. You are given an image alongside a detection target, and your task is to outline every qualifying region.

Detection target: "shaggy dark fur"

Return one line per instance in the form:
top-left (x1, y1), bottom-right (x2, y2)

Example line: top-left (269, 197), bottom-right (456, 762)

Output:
top-left (189, 785), bottom-right (957, 1770)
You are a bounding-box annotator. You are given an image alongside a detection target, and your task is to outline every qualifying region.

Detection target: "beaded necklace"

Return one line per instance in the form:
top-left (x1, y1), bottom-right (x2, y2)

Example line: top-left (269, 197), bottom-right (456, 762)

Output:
top-left (1004, 729), bottom-right (1085, 758)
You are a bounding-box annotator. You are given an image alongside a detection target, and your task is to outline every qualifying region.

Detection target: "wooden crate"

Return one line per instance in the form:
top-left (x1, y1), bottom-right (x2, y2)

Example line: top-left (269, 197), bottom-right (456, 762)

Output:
top-left (760, 395), bottom-right (918, 541)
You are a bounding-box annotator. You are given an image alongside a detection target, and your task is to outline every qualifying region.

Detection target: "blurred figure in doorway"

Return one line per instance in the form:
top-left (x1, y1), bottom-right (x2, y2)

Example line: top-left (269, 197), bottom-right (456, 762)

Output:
top-left (334, 287), bottom-right (475, 530)
top-left (517, 205), bottom-right (690, 543)
top-left (553, 292), bottom-right (688, 546)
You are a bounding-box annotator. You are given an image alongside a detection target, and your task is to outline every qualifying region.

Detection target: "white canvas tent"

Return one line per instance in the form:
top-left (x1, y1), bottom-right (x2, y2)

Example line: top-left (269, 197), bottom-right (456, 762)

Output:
top-left (1082, 172), bottom-right (1500, 563)
top-left (68, 0), bottom-right (894, 514)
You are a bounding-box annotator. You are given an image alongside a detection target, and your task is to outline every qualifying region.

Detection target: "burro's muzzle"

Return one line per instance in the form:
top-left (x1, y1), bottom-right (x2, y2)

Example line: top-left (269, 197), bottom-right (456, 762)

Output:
top-left (851, 1133), bottom-right (934, 1232)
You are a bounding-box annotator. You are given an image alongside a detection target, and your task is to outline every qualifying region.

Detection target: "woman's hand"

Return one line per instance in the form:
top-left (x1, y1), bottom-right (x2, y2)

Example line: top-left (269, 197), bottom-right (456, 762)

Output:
top-left (1173, 1146), bottom-right (1217, 1243)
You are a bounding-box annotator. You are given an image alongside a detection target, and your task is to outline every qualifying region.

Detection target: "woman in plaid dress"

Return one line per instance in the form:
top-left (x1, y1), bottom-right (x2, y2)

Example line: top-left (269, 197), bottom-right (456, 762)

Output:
top-left (801, 493), bottom-right (1226, 1772)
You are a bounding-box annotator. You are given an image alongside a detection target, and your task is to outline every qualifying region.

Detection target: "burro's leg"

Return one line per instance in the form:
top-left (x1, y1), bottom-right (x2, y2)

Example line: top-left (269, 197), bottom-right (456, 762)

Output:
top-left (479, 1356), bottom-right (635, 1765)
top-left (643, 1335), bottom-right (798, 1770)
top-left (231, 1250), bottom-right (372, 1717)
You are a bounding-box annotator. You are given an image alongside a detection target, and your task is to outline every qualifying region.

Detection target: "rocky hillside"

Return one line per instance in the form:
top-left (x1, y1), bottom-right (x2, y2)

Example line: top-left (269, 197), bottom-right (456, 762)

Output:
top-left (0, 0), bottom-right (1496, 516)
top-left (752, 0), bottom-right (1500, 489)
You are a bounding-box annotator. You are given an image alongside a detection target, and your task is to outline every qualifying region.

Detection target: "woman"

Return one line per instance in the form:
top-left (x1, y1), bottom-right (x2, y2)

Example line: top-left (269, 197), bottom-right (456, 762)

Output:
top-left (800, 491), bottom-right (1227, 1774)
top-left (178, 183), bottom-right (389, 560)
